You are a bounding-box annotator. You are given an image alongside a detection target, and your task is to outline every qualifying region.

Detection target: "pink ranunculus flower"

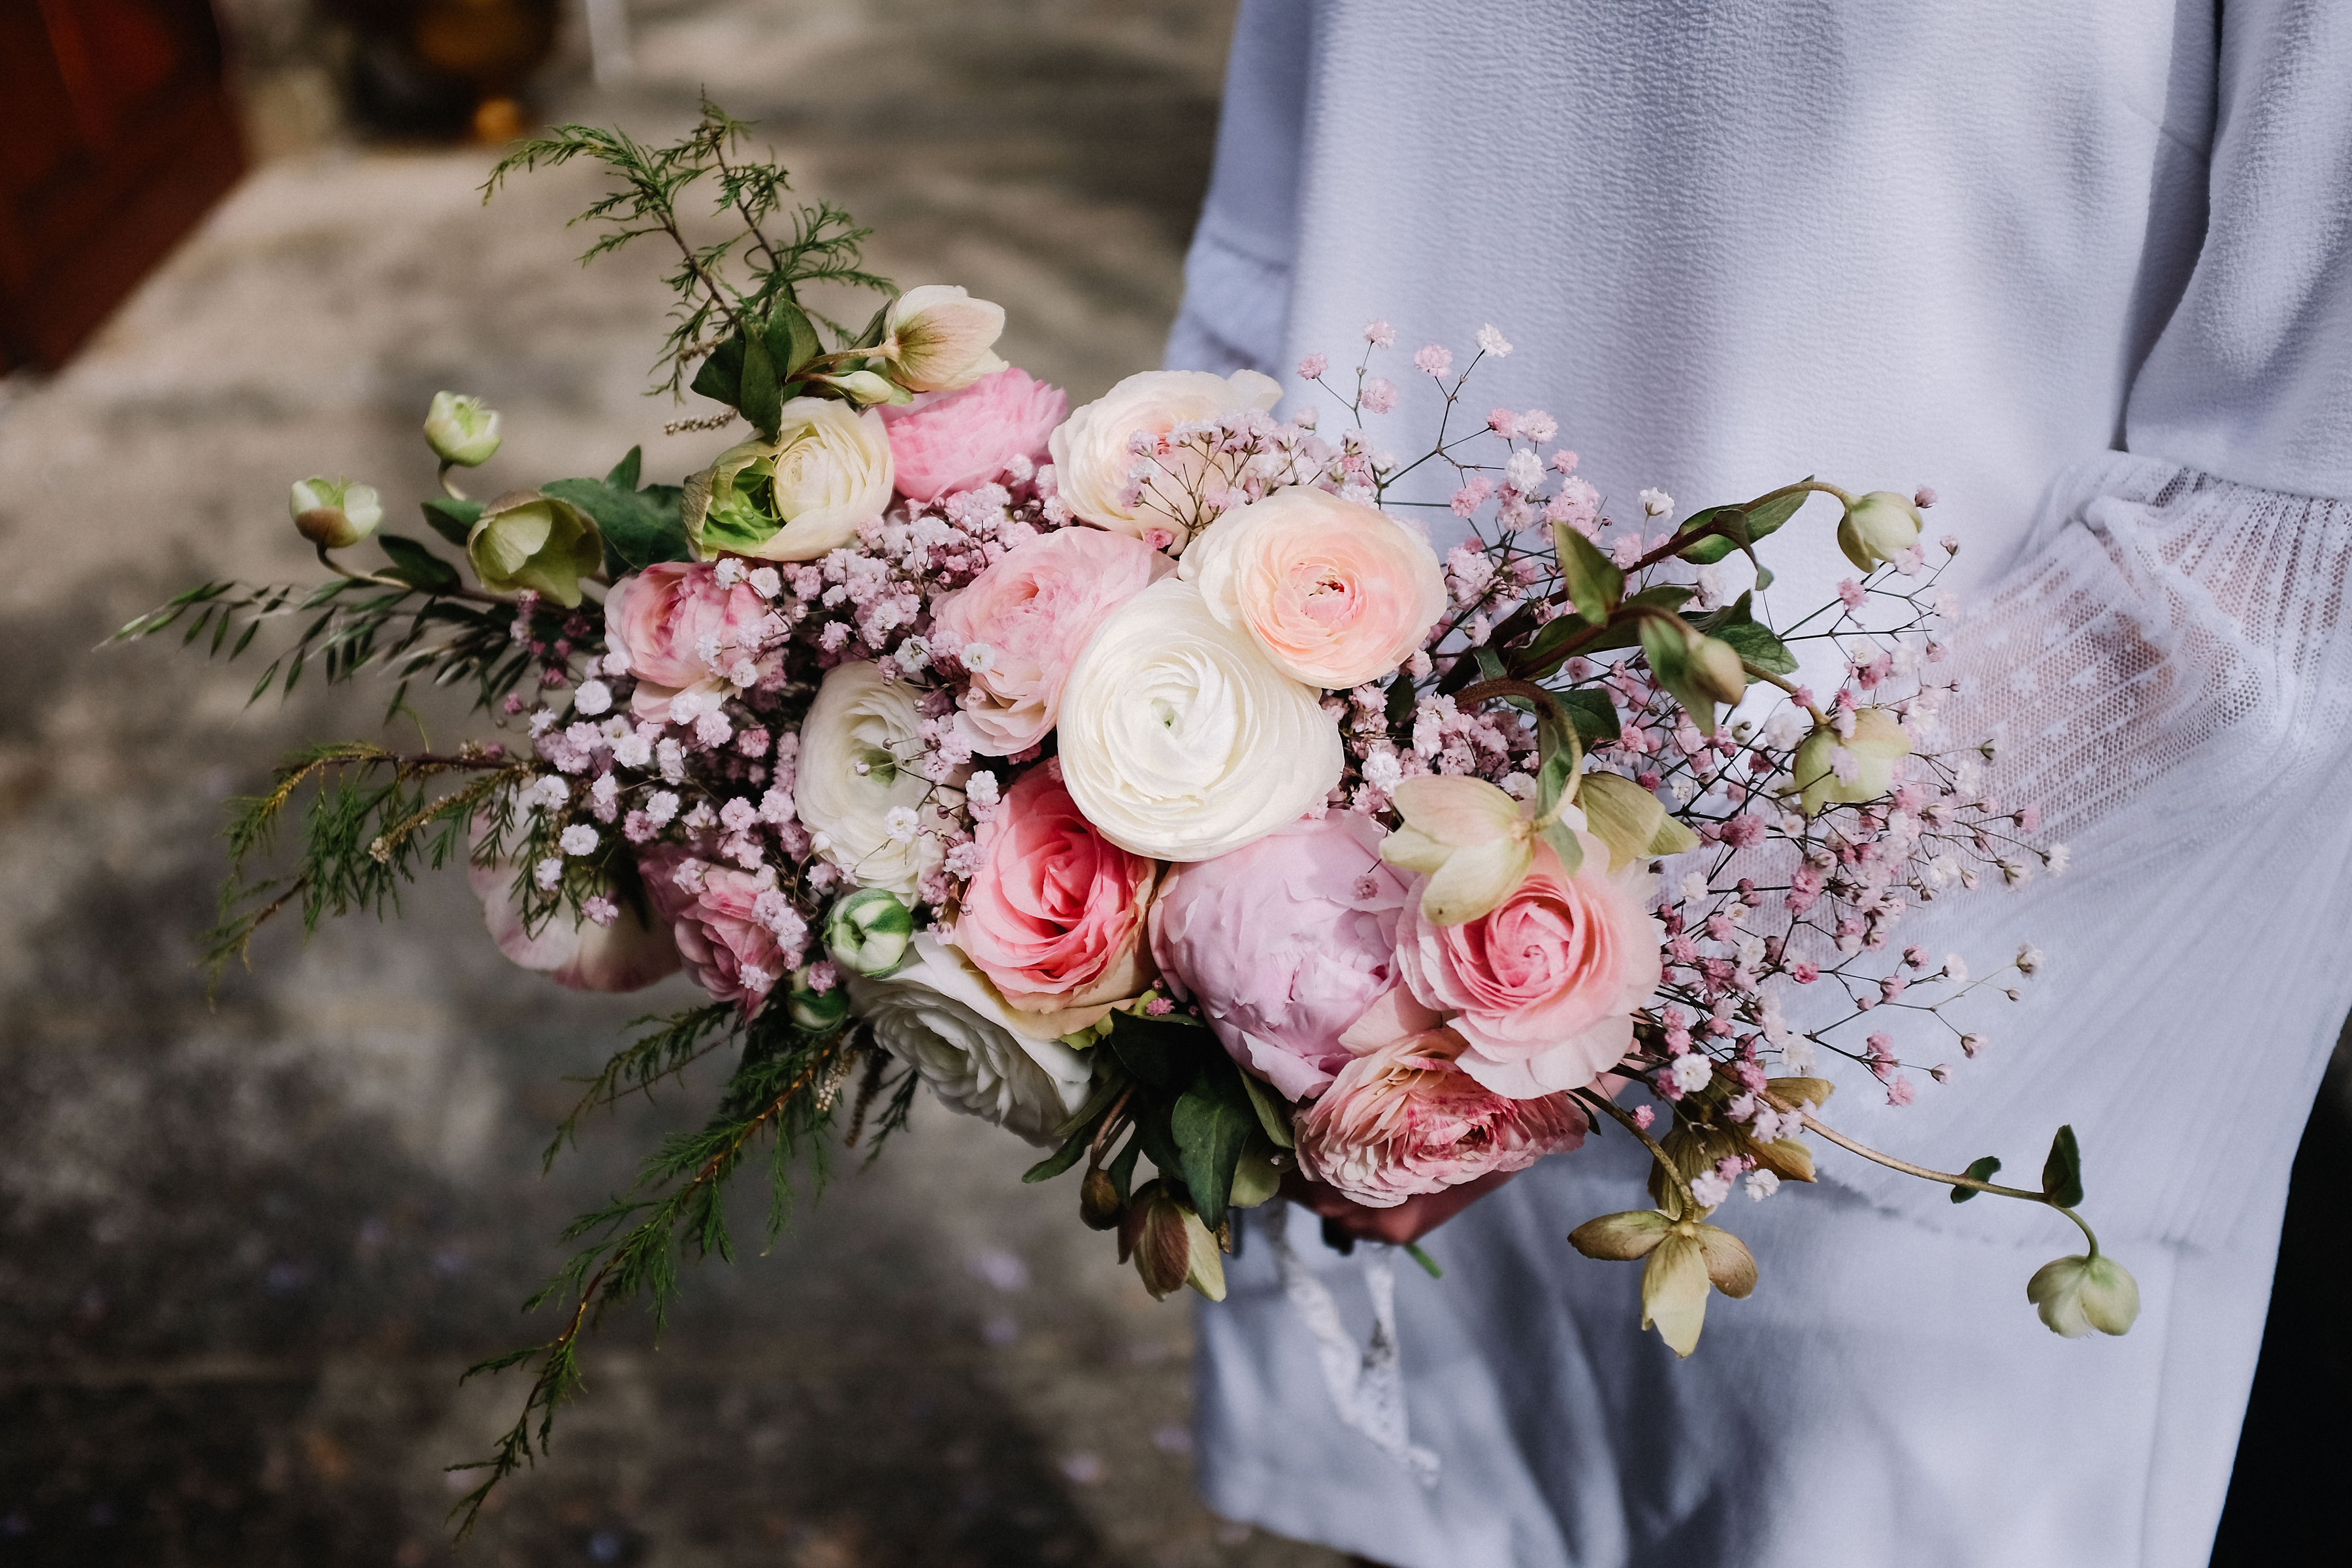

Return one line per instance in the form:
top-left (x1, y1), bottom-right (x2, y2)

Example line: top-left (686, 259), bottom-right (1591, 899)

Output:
top-left (469, 856), bottom-right (681, 992)
top-left (1147, 812), bottom-right (1412, 1101)
top-left (878, 365), bottom-right (1069, 503)
top-left (604, 561), bottom-right (770, 721)
top-left (1294, 1021), bottom-right (1588, 1208)
top-left (642, 849), bottom-right (787, 1013)
top-left (1396, 837), bottom-right (1663, 1098)
top-left (1180, 486), bottom-right (1446, 690)
top-left (953, 764), bottom-right (1158, 1017)
top-left (930, 525), bottom-right (1171, 756)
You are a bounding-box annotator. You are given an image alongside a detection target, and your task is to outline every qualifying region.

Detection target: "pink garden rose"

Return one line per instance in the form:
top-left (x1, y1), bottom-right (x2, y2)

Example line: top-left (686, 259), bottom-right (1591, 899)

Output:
top-left (469, 856), bottom-right (681, 993)
top-left (643, 849), bottom-right (789, 1013)
top-left (604, 561), bottom-right (770, 721)
top-left (930, 525), bottom-right (1171, 755)
top-left (1396, 837), bottom-right (1662, 1098)
top-left (1180, 486), bottom-right (1446, 689)
top-left (1294, 1021), bottom-right (1588, 1207)
top-left (954, 765), bottom-right (1158, 1015)
top-left (1148, 812), bottom-right (1412, 1100)
top-left (878, 365), bottom-right (1068, 502)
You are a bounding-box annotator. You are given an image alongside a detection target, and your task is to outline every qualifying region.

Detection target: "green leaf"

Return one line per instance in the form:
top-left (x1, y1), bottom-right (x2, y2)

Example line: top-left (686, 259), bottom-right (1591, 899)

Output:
top-left (1172, 1080), bottom-right (1256, 1230)
top-left (544, 476), bottom-right (693, 574)
top-left (1742, 486), bottom-right (1808, 542)
top-left (1554, 523), bottom-right (1624, 623)
top-left (1404, 1242), bottom-right (1445, 1279)
top-left (1534, 708), bottom-right (1581, 823)
top-left (1539, 817), bottom-right (1585, 875)
top-left (1716, 619), bottom-right (1797, 676)
top-left (1950, 1155), bottom-right (2003, 1203)
top-left (1674, 504), bottom-right (1745, 565)
top-left (1385, 669), bottom-right (1418, 734)
top-left (1105, 1010), bottom-right (1214, 1093)
top-left (1472, 644), bottom-right (1506, 683)
top-left (2040, 1125), bottom-right (2085, 1208)
top-left (1238, 1070), bottom-right (1295, 1150)
top-left (689, 332), bottom-right (746, 408)
top-left (604, 446), bottom-right (644, 491)
top-left (1022, 1120), bottom-right (1096, 1184)
top-left (377, 534), bottom-right (462, 594)
top-left (739, 333), bottom-right (782, 438)
top-left (1558, 687), bottom-right (1621, 745)
top-left (853, 299), bottom-right (892, 350)
top-left (764, 301), bottom-right (823, 380)
top-left (421, 497), bottom-right (485, 547)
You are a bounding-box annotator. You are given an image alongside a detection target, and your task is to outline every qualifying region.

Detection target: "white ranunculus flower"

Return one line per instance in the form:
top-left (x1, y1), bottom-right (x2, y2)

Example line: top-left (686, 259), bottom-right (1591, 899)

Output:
top-left (1056, 578), bottom-right (1342, 862)
top-left (849, 934), bottom-right (1094, 1144)
top-left (796, 661), bottom-right (950, 895)
top-left (688, 397), bottom-right (894, 563)
top-left (1047, 368), bottom-right (1282, 540)
top-left (879, 284), bottom-right (1008, 393)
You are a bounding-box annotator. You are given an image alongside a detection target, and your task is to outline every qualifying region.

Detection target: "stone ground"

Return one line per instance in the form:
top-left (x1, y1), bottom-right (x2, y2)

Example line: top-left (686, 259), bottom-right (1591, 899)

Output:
top-left (0, 2), bottom-right (1361, 1564)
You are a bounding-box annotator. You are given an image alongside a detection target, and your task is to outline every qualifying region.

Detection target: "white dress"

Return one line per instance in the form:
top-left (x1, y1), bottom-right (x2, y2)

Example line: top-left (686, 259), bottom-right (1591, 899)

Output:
top-left (1164, 4), bottom-right (2352, 1565)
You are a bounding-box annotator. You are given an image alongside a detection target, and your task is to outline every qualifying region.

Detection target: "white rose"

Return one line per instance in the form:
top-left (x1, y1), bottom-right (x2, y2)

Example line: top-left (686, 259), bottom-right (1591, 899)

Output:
top-left (688, 397), bottom-right (894, 563)
top-left (1056, 577), bottom-right (1342, 862)
top-left (1047, 368), bottom-right (1282, 540)
top-left (848, 934), bottom-right (1094, 1144)
top-left (879, 284), bottom-right (1008, 393)
top-left (796, 661), bottom-right (951, 895)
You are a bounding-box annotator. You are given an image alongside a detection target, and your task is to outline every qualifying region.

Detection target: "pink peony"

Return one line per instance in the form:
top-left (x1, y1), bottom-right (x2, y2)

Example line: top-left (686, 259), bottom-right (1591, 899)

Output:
top-left (930, 525), bottom-right (1171, 755)
top-left (1294, 1023), bottom-right (1588, 1207)
top-left (1179, 486), bottom-right (1446, 689)
top-left (954, 765), bottom-right (1158, 1015)
top-left (469, 856), bottom-right (681, 992)
top-left (604, 561), bottom-right (770, 721)
top-left (1396, 838), bottom-right (1663, 1098)
top-left (643, 849), bottom-right (788, 1013)
top-left (1148, 813), bottom-right (1411, 1100)
top-left (878, 366), bottom-right (1068, 502)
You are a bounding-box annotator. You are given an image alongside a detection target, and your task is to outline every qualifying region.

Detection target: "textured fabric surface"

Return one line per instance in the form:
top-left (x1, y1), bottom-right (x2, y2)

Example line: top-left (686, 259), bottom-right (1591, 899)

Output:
top-left (1166, 3), bottom-right (2352, 1565)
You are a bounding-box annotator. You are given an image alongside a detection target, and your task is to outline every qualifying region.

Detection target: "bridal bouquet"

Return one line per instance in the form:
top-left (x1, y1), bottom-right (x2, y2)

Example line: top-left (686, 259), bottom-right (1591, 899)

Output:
top-left (123, 107), bottom-right (2133, 1520)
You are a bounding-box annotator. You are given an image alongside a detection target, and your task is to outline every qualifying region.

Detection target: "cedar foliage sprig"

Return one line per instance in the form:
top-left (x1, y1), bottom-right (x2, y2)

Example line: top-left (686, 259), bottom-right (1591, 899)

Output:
top-left (483, 97), bottom-right (893, 401)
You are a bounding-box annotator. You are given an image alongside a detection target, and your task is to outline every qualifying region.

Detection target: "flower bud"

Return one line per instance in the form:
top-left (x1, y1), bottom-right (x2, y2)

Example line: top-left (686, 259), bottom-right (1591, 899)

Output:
top-left (1791, 708), bottom-right (1912, 815)
top-left (1117, 1180), bottom-right (1226, 1301)
top-left (1079, 1166), bottom-right (1123, 1230)
top-left (1689, 634), bottom-right (1748, 706)
top-left (824, 887), bottom-right (915, 977)
top-left (289, 476), bottom-right (383, 550)
top-left (1837, 490), bottom-right (1924, 572)
top-left (423, 391), bottom-right (503, 467)
top-left (879, 284), bottom-right (1008, 393)
top-left (811, 370), bottom-right (913, 407)
top-left (786, 966), bottom-right (850, 1032)
top-left (2027, 1252), bottom-right (2140, 1337)
top-left (467, 489), bottom-right (605, 608)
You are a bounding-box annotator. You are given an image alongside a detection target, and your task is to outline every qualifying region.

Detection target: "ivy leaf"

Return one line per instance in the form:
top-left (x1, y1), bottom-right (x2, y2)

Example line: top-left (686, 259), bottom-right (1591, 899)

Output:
top-left (376, 534), bottom-right (462, 593)
top-left (689, 331), bottom-right (747, 408)
top-left (544, 469), bottom-right (692, 574)
top-left (1553, 523), bottom-right (1624, 623)
top-left (764, 301), bottom-right (823, 380)
top-left (738, 333), bottom-right (783, 438)
top-left (1172, 1079), bottom-right (1257, 1230)
top-left (1950, 1154), bottom-right (2004, 1204)
top-left (604, 446), bottom-right (643, 491)
top-left (420, 497), bottom-right (483, 548)
top-left (2040, 1125), bottom-right (2085, 1208)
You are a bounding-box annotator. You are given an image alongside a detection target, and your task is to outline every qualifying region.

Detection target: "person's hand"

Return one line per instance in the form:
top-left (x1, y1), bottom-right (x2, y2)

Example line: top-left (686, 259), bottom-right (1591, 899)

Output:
top-left (1278, 1167), bottom-right (1519, 1247)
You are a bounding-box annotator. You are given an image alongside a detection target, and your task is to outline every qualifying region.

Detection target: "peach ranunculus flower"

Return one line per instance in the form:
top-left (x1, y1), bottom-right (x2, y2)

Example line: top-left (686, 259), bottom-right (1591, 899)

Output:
top-left (1396, 838), bottom-right (1663, 1099)
top-left (1047, 368), bottom-right (1282, 542)
top-left (603, 561), bottom-right (772, 722)
top-left (953, 764), bottom-right (1158, 1018)
top-left (1180, 487), bottom-right (1446, 690)
top-left (1294, 1009), bottom-right (1588, 1208)
top-left (930, 525), bottom-right (1172, 756)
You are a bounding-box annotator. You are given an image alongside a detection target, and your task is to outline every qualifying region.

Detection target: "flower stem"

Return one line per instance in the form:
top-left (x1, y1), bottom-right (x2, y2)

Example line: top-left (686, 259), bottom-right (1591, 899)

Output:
top-left (1574, 1087), bottom-right (1699, 1218)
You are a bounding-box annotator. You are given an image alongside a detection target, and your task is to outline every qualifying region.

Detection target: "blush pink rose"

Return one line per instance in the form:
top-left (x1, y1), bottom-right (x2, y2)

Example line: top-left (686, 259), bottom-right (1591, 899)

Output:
top-left (604, 561), bottom-right (770, 720)
top-left (468, 855), bottom-right (681, 992)
top-left (879, 365), bottom-right (1068, 502)
top-left (1147, 812), bottom-right (1412, 1100)
top-left (953, 764), bottom-right (1158, 1014)
top-left (930, 525), bottom-right (1171, 755)
top-left (1396, 836), bottom-right (1663, 1098)
top-left (1294, 1023), bottom-right (1588, 1207)
top-left (1180, 486), bottom-right (1446, 689)
top-left (643, 849), bottom-right (787, 1013)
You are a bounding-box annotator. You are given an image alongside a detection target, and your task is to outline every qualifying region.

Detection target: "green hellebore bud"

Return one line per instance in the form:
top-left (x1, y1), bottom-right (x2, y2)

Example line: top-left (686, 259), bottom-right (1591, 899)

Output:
top-left (2027, 1252), bottom-right (2140, 1337)
top-left (1837, 490), bottom-right (1925, 573)
top-left (1118, 1181), bottom-right (1227, 1301)
top-left (1689, 634), bottom-right (1750, 707)
top-left (290, 476), bottom-right (383, 550)
top-left (423, 391), bottom-right (503, 467)
top-left (811, 370), bottom-right (913, 407)
top-left (1791, 708), bottom-right (1913, 815)
top-left (1079, 1166), bottom-right (1123, 1230)
top-left (785, 966), bottom-right (850, 1032)
top-left (824, 887), bottom-right (915, 977)
top-left (466, 489), bottom-right (604, 608)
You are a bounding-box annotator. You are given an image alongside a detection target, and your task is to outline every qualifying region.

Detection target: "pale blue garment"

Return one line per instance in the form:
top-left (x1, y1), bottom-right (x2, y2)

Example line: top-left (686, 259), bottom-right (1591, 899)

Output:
top-left (1166, 3), bottom-right (2352, 1565)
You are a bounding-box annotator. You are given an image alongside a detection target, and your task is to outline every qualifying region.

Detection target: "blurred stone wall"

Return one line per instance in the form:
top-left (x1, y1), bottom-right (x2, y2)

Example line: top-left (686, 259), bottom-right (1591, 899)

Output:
top-left (0, 4), bottom-right (1362, 1565)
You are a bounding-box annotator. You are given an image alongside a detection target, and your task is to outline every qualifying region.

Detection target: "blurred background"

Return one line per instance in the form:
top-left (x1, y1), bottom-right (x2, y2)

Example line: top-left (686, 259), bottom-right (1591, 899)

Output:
top-left (0, 3), bottom-right (2343, 1566)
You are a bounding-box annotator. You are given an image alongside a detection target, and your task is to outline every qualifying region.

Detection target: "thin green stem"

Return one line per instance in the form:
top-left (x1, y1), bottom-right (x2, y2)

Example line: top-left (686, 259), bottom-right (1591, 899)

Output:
top-left (1574, 1087), bottom-right (1698, 1217)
